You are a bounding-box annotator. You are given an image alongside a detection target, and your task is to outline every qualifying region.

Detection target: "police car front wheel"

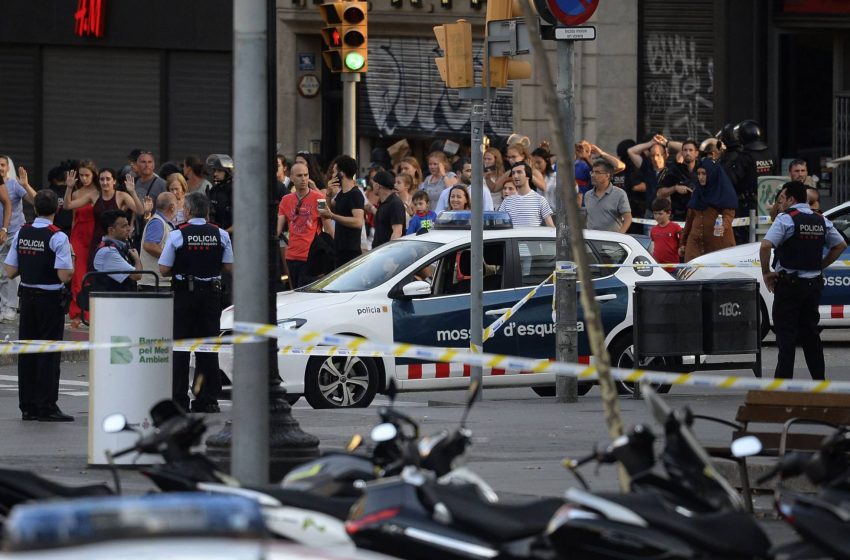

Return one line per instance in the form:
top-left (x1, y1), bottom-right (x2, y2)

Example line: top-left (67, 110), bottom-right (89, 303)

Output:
top-left (304, 355), bottom-right (379, 409)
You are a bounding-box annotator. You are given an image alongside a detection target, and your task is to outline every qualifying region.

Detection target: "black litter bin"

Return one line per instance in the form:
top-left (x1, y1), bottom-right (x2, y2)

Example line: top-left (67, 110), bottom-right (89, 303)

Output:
top-left (634, 281), bottom-right (703, 357)
top-left (702, 279), bottom-right (759, 354)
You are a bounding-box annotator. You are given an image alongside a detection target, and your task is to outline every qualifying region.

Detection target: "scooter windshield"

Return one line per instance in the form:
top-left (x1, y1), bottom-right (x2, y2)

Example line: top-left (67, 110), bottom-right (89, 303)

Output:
top-left (643, 385), bottom-right (746, 512)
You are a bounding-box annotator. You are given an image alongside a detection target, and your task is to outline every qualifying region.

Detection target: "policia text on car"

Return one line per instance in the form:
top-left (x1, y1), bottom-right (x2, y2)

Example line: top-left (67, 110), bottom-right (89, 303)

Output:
top-left (760, 181), bottom-right (847, 381)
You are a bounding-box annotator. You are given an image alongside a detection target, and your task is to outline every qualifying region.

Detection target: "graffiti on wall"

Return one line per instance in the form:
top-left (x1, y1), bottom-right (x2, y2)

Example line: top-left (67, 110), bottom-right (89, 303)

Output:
top-left (642, 34), bottom-right (714, 140)
top-left (358, 37), bottom-right (513, 139)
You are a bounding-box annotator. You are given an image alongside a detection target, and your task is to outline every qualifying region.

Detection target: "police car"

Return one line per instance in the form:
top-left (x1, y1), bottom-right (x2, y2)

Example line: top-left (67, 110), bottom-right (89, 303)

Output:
top-left (678, 200), bottom-right (850, 335)
top-left (219, 212), bottom-right (674, 409)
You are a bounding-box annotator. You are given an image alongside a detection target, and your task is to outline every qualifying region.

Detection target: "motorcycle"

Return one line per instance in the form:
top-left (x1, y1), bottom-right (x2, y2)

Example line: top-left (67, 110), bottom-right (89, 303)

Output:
top-left (758, 427), bottom-right (850, 559)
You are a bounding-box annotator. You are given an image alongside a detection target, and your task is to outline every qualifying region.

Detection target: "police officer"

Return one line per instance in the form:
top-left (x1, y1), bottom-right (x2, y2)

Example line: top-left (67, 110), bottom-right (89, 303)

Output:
top-left (92, 210), bottom-right (142, 292)
top-left (159, 191), bottom-right (233, 413)
top-left (205, 154), bottom-right (234, 233)
top-left (3, 190), bottom-right (74, 421)
top-left (733, 119), bottom-right (775, 244)
top-left (760, 181), bottom-right (846, 380)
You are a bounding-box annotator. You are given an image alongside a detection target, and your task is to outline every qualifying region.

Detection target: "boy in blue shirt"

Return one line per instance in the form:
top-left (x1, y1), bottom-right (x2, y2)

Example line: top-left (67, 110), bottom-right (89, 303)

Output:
top-left (406, 191), bottom-right (437, 235)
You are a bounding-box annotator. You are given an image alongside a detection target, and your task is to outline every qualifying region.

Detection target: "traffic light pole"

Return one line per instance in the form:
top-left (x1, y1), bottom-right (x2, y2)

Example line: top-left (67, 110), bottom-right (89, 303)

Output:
top-left (555, 39), bottom-right (578, 403)
top-left (341, 73), bottom-right (360, 158)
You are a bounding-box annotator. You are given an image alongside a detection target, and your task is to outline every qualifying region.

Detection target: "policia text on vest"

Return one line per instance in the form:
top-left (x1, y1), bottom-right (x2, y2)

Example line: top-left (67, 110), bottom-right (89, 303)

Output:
top-left (760, 182), bottom-right (847, 381)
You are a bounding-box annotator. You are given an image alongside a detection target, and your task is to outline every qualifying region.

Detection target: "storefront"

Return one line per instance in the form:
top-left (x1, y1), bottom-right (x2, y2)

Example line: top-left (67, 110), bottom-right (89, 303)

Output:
top-left (0, 0), bottom-right (232, 185)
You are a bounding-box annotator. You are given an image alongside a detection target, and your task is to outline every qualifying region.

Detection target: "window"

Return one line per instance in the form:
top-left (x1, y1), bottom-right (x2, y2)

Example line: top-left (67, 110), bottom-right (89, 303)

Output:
top-left (517, 239), bottom-right (602, 285)
top-left (829, 207), bottom-right (850, 242)
top-left (403, 242), bottom-right (506, 297)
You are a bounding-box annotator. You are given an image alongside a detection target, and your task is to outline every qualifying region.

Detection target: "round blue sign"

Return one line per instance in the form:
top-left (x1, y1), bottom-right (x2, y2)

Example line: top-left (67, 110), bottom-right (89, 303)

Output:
top-left (545, 0), bottom-right (599, 26)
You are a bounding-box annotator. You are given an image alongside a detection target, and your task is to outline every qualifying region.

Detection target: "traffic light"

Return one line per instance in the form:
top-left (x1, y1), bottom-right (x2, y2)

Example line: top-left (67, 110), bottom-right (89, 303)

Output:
top-left (485, 0), bottom-right (532, 88)
top-left (319, 2), bottom-right (343, 72)
top-left (319, 1), bottom-right (367, 73)
top-left (433, 20), bottom-right (474, 88)
top-left (341, 1), bottom-right (368, 73)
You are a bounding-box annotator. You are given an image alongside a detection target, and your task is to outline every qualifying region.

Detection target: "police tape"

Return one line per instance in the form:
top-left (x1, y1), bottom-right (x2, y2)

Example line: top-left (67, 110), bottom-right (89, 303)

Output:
top-left (232, 321), bottom-right (850, 394)
top-left (587, 260), bottom-right (850, 270)
top-left (482, 272), bottom-right (554, 343)
top-left (631, 215), bottom-right (773, 228)
top-left (3, 334), bottom-right (264, 355)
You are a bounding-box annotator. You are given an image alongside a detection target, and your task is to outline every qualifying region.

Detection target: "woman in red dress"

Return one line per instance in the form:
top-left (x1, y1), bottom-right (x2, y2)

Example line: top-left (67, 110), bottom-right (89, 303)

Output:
top-left (64, 161), bottom-right (98, 327)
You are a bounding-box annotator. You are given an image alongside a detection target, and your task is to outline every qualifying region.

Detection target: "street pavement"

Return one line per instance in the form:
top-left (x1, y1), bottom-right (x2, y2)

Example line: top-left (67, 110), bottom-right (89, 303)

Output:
top-left (0, 325), bottom-right (848, 547)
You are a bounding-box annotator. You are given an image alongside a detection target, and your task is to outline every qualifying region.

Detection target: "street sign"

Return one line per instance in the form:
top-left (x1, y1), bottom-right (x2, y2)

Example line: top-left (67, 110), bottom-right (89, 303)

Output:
top-left (545, 0), bottom-right (598, 27)
top-left (554, 25), bottom-right (596, 41)
top-left (486, 18), bottom-right (531, 56)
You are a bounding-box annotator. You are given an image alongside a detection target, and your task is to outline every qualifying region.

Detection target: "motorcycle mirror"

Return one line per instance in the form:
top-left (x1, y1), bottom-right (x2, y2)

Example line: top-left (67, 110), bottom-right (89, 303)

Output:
top-left (371, 422), bottom-right (398, 443)
top-left (150, 400), bottom-right (186, 427)
top-left (102, 414), bottom-right (127, 434)
top-left (731, 435), bottom-right (763, 458)
top-left (347, 433), bottom-right (364, 452)
top-left (386, 379), bottom-right (398, 407)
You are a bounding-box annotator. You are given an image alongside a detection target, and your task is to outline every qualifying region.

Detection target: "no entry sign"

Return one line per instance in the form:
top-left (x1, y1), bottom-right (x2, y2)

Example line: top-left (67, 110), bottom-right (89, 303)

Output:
top-left (544, 0), bottom-right (598, 26)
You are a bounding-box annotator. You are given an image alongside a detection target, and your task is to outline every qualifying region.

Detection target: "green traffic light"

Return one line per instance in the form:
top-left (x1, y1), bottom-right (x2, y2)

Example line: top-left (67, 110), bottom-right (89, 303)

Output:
top-left (344, 52), bottom-right (365, 71)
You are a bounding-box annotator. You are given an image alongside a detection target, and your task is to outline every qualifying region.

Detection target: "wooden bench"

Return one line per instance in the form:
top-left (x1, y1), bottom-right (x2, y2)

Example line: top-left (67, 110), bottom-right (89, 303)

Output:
top-left (705, 390), bottom-right (850, 510)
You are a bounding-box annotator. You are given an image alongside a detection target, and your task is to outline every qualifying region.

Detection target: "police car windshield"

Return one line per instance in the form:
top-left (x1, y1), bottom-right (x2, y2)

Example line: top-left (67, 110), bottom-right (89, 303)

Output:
top-left (302, 240), bottom-right (439, 293)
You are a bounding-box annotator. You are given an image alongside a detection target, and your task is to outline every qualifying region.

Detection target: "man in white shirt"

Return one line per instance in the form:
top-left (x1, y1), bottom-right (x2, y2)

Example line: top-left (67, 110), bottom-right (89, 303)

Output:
top-left (498, 162), bottom-right (554, 227)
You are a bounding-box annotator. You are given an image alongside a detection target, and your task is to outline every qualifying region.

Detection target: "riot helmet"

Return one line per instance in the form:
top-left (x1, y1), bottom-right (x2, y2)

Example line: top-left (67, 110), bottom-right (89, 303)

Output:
top-left (206, 154), bottom-right (234, 183)
top-left (715, 123), bottom-right (739, 150)
top-left (733, 120), bottom-right (767, 151)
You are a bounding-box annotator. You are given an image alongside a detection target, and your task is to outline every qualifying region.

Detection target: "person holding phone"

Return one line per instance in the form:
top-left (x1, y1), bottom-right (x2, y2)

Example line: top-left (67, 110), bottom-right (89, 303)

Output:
top-left (276, 162), bottom-right (332, 288)
top-left (320, 155), bottom-right (364, 268)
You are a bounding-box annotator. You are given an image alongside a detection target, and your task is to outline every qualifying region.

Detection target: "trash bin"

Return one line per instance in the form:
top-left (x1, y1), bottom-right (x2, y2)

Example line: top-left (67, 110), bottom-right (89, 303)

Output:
top-left (634, 281), bottom-right (703, 356)
top-left (88, 290), bottom-right (173, 466)
top-left (702, 279), bottom-right (759, 354)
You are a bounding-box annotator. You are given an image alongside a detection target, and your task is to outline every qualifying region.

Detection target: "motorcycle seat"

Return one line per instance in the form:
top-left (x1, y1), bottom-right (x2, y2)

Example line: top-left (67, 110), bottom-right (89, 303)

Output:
top-left (0, 468), bottom-right (112, 505)
top-left (244, 486), bottom-right (356, 520)
top-left (428, 483), bottom-right (564, 543)
top-left (599, 493), bottom-right (770, 558)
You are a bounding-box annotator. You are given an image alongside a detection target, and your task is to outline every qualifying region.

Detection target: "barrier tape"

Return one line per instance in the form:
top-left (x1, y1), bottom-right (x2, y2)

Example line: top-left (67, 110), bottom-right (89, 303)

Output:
top-left (3, 334), bottom-right (264, 355)
top-left (632, 215), bottom-right (773, 228)
top-left (230, 321), bottom-right (850, 394)
top-left (587, 260), bottom-right (850, 270)
top-left (482, 272), bottom-right (553, 343)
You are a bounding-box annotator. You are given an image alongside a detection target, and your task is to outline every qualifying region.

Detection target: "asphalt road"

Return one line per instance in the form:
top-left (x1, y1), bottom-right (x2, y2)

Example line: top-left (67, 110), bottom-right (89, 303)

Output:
top-left (0, 330), bottom-right (848, 547)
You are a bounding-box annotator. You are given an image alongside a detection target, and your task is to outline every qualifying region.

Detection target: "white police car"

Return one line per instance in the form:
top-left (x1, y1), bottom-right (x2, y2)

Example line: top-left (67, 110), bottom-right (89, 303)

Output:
top-left (219, 212), bottom-right (674, 408)
top-left (678, 200), bottom-right (850, 335)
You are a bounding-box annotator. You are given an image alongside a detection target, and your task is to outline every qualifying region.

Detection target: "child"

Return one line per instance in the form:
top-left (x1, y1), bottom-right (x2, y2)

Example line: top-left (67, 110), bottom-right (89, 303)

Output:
top-left (649, 198), bottom-right (682, 274)
top-left (406, 190), bottom-right (437, 235)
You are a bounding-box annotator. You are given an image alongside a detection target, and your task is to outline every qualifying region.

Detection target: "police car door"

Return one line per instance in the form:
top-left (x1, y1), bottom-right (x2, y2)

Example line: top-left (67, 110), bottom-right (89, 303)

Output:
top-left (821, 206), bottom-right (850, 325)
top-left (505, 238), bottom-right (629, 369)
top-left (390, 241), bottom-right (519, 389)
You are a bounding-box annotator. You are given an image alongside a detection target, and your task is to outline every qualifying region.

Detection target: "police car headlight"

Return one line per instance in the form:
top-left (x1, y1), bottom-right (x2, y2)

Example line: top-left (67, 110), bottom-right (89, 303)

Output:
top-left (278, 318), bottom-right (306, 330)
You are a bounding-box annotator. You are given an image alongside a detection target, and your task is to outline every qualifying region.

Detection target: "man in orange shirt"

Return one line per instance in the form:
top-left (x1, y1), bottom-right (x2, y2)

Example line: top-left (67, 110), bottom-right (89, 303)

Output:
top-left (276, 163), bottom-right (332, 288)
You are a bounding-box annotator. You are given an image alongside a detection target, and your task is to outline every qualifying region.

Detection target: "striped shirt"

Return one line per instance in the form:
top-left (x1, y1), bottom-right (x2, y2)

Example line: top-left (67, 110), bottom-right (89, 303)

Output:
top-left (499, 191), bottom-right (554, 227)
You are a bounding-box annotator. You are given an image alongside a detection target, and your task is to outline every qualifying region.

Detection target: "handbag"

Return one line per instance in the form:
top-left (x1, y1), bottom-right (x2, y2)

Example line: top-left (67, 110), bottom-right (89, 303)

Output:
top-left (306, 221), bottom-right (335, 276)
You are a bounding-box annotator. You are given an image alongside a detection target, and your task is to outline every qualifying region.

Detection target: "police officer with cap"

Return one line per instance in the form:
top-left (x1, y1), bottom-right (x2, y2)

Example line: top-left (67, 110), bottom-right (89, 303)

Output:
top-left (733, 119), bottom-right (775, 244)
top-left (159, 191), bottom-right (233, 413)
top-left (760, 181), bottom-right (846, 380)
top-left (4, 190), bottom-right (74, 421)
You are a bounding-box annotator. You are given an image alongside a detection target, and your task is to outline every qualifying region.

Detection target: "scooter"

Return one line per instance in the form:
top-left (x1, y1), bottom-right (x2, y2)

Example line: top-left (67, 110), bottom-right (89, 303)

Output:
top-left (758, 428), bottom-right (850, 559)
top-left (345, 378), bottom-right (566, 560)
top-left (546, 384), bottom-right (773, 559)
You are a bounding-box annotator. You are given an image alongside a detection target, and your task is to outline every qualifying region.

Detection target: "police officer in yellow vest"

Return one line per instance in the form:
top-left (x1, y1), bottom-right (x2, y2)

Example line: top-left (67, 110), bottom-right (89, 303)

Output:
top-left (159, 191), bottom-right (233, 413)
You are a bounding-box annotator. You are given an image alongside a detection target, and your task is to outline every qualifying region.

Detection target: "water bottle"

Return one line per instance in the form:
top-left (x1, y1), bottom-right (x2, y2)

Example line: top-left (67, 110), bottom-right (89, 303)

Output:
top-left (713, 215), bottom-right (724, 237)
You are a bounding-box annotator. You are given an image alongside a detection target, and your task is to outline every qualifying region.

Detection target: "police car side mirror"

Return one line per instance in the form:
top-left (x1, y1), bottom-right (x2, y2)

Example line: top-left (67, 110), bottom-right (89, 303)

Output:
top-left (392, 280), bottom-right (431, 300)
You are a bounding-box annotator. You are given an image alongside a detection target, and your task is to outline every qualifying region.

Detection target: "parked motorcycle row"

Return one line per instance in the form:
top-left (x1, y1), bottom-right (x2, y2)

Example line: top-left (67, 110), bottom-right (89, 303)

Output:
top-left (1, 382), bottom-right (849, 559)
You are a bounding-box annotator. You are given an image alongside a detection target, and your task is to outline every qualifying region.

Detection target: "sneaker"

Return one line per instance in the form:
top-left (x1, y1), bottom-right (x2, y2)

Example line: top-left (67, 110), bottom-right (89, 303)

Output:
top-left (1, 308), bottom-right (16, 322)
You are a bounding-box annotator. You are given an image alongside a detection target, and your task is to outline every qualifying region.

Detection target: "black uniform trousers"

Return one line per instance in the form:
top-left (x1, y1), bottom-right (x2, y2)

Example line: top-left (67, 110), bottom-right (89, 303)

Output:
top-left (772, 274), bottom-right (825, 380)
top-left (18, 288), bottom-right (65, 415)
top-left (172, 285), bottom-right (223, 410)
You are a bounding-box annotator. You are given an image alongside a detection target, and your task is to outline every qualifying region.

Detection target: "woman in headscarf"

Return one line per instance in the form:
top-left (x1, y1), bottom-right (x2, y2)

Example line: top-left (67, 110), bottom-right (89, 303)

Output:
top-left (681, 158), bottom-right (738, 262)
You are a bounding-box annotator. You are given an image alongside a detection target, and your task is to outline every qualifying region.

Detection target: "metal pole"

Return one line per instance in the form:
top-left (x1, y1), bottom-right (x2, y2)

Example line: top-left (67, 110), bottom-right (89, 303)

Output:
top-left (470, 101), bottom-right (486, 397)
top-left (341, 74), bottom-right (360, 157)
top-left (748, 207), bottom-right (757, 243)
top-left (555, 39), bottom-right (578, 403)
top-left (231, 0), bottom-right (270, 485)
